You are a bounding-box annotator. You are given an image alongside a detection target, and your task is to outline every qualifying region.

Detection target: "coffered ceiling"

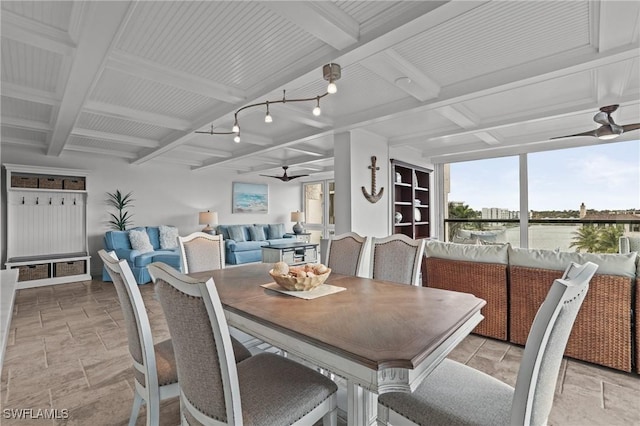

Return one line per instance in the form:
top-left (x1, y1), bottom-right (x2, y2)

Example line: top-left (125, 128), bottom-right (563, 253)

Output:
top-left (2, 1), bottom-right (639, 178)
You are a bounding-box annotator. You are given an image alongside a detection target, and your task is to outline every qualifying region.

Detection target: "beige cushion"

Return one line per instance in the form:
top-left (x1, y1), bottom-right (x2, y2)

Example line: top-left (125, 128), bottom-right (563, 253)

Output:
top-left (508, 246), bottom-right (637, 277)
top-left (426, 240), bottom-right (509, 265)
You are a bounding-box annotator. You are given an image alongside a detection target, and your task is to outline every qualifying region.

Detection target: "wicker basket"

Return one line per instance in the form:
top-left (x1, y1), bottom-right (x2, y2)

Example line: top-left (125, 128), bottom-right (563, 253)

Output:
top-left (54, 260), bottom-right (85, 277)
top-left (63, 178), bottom-right (85, 190)
top-left (11, 175), bottom-right (38, 188)
top-left (39, 177), bottom-right (63, 189)
top-left (16, 264), bottom-right (49, 281)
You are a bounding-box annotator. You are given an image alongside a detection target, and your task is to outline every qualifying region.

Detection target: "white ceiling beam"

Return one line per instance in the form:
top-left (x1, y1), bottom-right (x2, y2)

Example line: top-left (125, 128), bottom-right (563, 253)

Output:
top-left (1, 117), bottom-right (52, 132)
top-left (285, 145), bottom-right (327, 157)
top-left (178, 145), bottom-right (233, 158)
top-left (1, 83), bottom-right (60, 106)
top-left (71, 128), bottom-right (158, 148)
top-left (273, 103), bottom-right (333, 129)
top-left (475, 132), bottom-right (502, 146)
top-left (153, 157), bottom-right (203, 167)
top-left (437, 105), bottom-right (479, 129)
top-left (360, 49), bottom-right (441, 101)
top-left (84, 100), bottom-right (192, 131)
top-left (265, 1), bottom-right (360, 50)
top-left (106, 50), bottom-right (246, 103)
top-left (0, 10), bottom-right (76, 56)
top-left (1, 137), bottom-right (46, 149)
top-left (63, 144), bottom-right (138, 159)
top-left (47, 1), bottom-right (132, 156)
top-left (240, 154), bottom-right (333, 175)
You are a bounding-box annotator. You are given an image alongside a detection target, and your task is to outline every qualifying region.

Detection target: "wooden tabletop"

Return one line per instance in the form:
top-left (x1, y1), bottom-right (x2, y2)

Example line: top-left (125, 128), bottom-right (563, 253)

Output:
top-left (190, 263), bottom-right (486, 371)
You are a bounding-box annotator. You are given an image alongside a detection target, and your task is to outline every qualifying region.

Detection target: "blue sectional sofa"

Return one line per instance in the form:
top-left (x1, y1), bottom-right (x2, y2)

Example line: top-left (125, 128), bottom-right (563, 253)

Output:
top-left (102, 226), bottom-right (182, 284)
top-left (217, 223), bottom-right (294, 265)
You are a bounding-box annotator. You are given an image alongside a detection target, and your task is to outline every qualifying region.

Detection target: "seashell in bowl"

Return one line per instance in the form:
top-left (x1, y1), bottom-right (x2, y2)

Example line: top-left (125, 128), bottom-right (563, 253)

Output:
top-left (269, 267), bottom-right (332, 291)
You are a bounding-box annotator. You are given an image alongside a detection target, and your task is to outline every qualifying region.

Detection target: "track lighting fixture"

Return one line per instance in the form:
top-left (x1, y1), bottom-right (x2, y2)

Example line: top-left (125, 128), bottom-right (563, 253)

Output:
top-left (195, 63), bottom-right (341, 143)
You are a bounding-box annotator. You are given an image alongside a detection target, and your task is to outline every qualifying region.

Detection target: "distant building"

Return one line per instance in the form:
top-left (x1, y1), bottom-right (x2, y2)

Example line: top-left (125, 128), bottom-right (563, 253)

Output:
top-left (481, 207), bottom-right (519, 220)
top-left (580, 203), bottom-right (640, 232)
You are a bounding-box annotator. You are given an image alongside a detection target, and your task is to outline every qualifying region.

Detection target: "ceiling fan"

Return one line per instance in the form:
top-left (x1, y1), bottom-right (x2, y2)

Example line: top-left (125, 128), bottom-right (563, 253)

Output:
top-left (260, 166), bottom-right (309, 182)
top-left (552, 105), bottom-right (640, 140)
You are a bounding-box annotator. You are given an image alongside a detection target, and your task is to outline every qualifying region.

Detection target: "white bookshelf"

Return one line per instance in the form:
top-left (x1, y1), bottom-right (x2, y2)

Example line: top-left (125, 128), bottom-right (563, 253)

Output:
top-left (4, 164), bottom-right (91, 288)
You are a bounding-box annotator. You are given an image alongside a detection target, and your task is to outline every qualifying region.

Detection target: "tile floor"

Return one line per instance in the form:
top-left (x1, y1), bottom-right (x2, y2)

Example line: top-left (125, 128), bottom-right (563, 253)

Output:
top-left (1, 279), bottom-right (638, 425)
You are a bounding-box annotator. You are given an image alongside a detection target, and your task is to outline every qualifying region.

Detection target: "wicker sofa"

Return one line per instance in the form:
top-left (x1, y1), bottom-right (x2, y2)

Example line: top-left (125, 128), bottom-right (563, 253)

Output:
top-left (423, 240), bottom-right (639, 373)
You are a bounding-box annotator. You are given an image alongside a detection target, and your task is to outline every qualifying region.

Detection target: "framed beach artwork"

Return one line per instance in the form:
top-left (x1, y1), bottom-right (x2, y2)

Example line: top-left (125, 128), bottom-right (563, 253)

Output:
top-left (232, 182), bottom-right (268, 213)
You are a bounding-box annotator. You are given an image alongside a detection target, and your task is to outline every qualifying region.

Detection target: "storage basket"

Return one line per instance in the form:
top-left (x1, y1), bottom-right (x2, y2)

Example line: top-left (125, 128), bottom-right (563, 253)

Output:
top-left (54, 260), bottom-right (85, 277)
top-left (39, 177), bottom-right (63, 189)
top-left (63, 178), bottom-right (85, 190)
top-left (11, 175), bottom-right (38, 188)
top-left (16, 264), bottom-right (49, 281)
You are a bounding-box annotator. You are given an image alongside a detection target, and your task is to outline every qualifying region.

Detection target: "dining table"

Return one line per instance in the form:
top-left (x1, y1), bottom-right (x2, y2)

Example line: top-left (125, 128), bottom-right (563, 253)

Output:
top-left (189, 263), bottom-right (486, 426)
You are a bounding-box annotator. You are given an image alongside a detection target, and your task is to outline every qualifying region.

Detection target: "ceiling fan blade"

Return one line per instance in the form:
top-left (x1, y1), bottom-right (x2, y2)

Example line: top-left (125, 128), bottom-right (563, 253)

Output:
top-left (259, 174), bottom-right (282, 179)
top-left (622, 123), bottom-right (640, 132)
top-left (287, 174), bottom-right (309, 181)
top-left (550, 129), bottom-right (598, 139)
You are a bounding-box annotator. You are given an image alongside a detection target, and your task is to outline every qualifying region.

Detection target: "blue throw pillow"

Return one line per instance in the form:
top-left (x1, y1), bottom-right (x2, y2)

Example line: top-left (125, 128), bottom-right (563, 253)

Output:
top-left (228, 225), bottom-right (246, 242)
top-left (268, 223), bottom-right (285, 240)
top-left (249, 225), bottom-right (266, 241)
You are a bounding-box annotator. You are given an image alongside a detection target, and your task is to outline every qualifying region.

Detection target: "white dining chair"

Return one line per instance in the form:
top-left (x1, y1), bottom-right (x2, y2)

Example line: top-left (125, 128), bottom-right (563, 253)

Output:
top-left (370, 234), bottom-right (425, 285)
top-left (325, 232), bottom-right (369, 276)
top-left (178, 232), bottom-right (225, 273)
top-left (377, 261), bottom-right (599, 426)
top-left (99, 250), bottom-right (251, 426)
top-left (148, 262), bottom-right (338, 426)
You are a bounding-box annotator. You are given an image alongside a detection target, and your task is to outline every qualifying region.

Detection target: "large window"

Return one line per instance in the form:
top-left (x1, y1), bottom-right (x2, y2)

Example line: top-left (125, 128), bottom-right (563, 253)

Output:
top-left (444, 140), bottom-right (640, 253)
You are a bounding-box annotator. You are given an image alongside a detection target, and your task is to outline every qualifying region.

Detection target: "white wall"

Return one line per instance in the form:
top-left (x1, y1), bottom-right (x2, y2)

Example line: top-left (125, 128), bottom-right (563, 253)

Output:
top-left (1, 146), bottom-right (301, 276)
top-left (333, 129), bottom-right (390, 237)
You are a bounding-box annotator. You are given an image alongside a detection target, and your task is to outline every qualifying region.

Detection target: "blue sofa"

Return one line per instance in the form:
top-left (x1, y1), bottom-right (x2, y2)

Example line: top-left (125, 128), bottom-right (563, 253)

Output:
top-left (217, 223), bottom-right (294, 265)
top-left (102, 226), bottom-right (182, 284)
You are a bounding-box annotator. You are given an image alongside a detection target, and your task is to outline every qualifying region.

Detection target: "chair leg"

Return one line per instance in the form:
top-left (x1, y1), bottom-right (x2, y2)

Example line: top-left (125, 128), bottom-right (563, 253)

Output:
top-left (323, 407), bottom-right (338, 426)
top-left (146, 392), bottom-right (160, 426)
top-left (129, 392), bottom-right (143, 426)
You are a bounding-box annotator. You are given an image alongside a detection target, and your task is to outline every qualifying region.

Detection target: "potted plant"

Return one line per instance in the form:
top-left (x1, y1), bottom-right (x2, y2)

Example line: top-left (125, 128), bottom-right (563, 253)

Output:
top-left (106, 190), bottom-right (134, 230)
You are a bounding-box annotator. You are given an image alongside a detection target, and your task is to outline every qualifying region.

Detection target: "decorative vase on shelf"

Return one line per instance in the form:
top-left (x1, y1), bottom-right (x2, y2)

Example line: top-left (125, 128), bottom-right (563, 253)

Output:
top-left (395, 211), bottom-right (403, 224)
top-left (414, 208), bottom-right (421, 222)
top-left (395, 172), bottom-right (402, 183)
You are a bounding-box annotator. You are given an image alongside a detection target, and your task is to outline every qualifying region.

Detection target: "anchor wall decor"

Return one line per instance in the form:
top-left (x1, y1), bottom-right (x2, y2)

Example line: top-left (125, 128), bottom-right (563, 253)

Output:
top-left (362, 156), bottom-right (384, 203)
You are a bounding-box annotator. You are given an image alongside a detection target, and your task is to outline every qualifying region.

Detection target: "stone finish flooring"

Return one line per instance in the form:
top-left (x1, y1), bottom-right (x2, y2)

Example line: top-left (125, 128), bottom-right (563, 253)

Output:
top-left (1, 280), bottom-right (639, 425)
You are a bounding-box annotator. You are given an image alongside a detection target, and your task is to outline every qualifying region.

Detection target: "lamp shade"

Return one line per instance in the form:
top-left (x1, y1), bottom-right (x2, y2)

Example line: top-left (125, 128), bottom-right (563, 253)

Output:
top-left (291, 211), bottom-right (305, 222)
top-left (199, 211), bottom-right (218, 225)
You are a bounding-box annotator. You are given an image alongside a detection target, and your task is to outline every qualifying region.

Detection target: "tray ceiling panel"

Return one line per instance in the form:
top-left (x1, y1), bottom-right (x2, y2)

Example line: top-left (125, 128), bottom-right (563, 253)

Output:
top-left (91, 68), bottom-right (221, 120)
top-left (1, 126), bottom-right (47, 143)
top-left (67, 135), bottom-right (143, 154)
top-left (76, 112), bottom-right (173, 141)
top-left (365, 109), bottom-right (458, 139)
top-left (1, 1), bottom-right (74, 31)
top-left (1, 96), bottom-right (53, 123)
top-left (0, 38), bottom-right (63, 92)
top-left (394, 1), bottom-right (591, 88)
top-left (462, 72), bottom-right (595, 120)
top-left (117, 1), bottom-right (327, 90)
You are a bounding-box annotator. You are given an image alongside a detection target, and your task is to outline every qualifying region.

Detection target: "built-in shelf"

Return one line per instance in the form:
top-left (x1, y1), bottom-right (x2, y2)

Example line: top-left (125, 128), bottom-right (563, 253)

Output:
top-left (4, 164), bottom-right (91, 289)
top-left (391, 159), bottom-right (432, 240)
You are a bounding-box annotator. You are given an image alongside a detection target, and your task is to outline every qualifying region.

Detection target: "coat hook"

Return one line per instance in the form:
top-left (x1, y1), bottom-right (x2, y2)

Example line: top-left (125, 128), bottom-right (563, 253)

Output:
top-left (49, 197), bottom-right (52, 205)
top-left (61, 198), bottom-right (64, 205)
top-left (73, 198), bottom-right (76, 205)
top-left (36, 197), bottom-right (39, 205)
top-left (21, 196), bottom-right (25, 205)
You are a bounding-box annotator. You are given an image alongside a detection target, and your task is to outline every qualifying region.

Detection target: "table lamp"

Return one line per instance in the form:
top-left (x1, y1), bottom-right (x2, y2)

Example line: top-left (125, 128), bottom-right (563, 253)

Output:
top-left (291, 211), bottom-right (305, 234)
top-left (199, 210), bottom-right (218, 234)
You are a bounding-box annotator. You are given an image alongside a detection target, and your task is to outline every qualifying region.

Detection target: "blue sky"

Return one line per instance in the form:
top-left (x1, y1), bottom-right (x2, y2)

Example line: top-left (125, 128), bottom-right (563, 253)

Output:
top-left (448, 139), bottom-right (640, 211)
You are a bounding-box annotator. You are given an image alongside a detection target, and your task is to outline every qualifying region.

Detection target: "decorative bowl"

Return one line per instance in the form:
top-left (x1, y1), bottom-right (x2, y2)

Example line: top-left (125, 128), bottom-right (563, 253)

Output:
top-left (269, 268), bottom-right (332, 291)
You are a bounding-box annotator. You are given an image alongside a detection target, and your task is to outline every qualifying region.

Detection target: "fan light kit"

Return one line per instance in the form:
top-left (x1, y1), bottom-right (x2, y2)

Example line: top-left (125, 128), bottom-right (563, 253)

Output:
top-left (195, 63), bottom-right (341, 143)
top-left (552, 105), bottom-right (640, 141)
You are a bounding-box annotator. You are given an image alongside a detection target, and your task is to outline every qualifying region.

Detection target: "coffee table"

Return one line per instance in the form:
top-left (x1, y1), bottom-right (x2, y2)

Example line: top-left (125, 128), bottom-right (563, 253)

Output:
top-left (262, 242), bottom-right (319, 265)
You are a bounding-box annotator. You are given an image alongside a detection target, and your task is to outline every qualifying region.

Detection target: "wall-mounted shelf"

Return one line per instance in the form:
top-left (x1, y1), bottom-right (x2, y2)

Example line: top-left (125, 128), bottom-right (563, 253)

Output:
top-left (4, 164), bottom-right (91, 289)
top-left (391, 159), bottom-right (432, 239)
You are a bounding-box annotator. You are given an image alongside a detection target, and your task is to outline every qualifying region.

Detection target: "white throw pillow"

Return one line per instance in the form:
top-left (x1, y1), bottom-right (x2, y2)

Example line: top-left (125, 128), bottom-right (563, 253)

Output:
top-left (159, 225), bottom-right (179, 249)
top-left (129, 229), bottom-right (154, 253)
